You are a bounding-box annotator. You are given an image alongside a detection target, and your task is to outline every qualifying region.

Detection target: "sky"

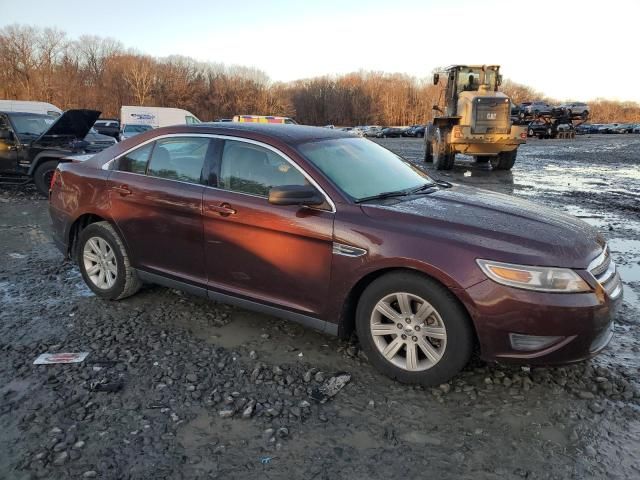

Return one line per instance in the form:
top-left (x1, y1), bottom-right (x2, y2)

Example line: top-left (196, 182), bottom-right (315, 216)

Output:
top-left (2, 0), bottom-right (638, 102)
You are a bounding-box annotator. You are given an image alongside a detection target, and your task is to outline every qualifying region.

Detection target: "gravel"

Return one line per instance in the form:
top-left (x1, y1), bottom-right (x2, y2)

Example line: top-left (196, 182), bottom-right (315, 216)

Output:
top-left (1, 136), bottom-right (639, 479)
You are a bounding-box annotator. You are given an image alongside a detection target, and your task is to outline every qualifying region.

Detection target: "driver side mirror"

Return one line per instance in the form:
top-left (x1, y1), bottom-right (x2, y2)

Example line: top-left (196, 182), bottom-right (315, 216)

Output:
top-left (0, 129), bottom-right (14, 142)
top-left (268, 185), bottom-right (324, 207)
top-left (433, 73), bottom-right (440, 85)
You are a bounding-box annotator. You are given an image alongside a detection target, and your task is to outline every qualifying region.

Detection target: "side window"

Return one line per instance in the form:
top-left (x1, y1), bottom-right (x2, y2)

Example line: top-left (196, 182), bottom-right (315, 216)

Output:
top-left (185, 116), bottom-right (199, 125)
top-left (219, 140), bottom-right (307, 197)
top-left (116, 143), bottom-right (153, 174)
top-left (147, 137), bottom-right (210, 184)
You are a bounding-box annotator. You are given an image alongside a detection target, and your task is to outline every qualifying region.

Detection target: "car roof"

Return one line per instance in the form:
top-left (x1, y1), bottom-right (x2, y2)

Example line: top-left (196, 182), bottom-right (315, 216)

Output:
top-left (0, 110), bottom-right (50, 117)
top-left (190, 122), bottom-right (352, 145)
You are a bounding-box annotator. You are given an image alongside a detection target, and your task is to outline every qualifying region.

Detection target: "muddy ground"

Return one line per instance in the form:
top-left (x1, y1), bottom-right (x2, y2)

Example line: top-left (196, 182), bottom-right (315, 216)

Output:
top-left (0, 135), bottom-right (639, 479)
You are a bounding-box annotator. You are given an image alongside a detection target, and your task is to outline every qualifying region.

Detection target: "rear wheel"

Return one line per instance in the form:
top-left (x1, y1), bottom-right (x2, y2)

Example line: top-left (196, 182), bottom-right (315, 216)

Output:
top-left (33, 160), bottom-right (59, 196)
top-left (77, 221), bottom-right (141, 300)
top-left (490, 150), bottom-right (517, 170)
top-left (355, 272), bottom-right (474, 385)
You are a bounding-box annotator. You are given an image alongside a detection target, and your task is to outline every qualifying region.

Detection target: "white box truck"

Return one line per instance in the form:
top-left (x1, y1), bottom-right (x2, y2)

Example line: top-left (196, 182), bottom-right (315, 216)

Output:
top-left (120, 106), bottom-right (201, 140)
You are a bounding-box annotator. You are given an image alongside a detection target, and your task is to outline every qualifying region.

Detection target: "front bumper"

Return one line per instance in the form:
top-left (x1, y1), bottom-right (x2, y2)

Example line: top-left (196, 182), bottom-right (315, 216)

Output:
top-left (463, 275), bottom-right (622, 365)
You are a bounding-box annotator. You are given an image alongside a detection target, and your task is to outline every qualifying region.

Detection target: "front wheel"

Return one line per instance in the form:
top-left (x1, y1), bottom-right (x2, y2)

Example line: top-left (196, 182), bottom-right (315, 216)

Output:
top-left (433, 128), bottom-right (455, 170)
top-left (355, 272), bottom-right (474, 386)
top-left (33, 160), bottom-right (59, 196)
top-left (77, 221), bottom-right (141, 300)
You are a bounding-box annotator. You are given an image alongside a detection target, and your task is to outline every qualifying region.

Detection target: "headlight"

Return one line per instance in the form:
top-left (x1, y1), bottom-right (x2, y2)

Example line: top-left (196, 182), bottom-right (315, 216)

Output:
top-left (476, 259), bottom-right (591, 293)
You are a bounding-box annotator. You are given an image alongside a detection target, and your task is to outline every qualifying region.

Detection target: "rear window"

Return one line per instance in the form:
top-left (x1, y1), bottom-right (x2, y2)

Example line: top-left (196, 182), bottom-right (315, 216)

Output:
top-left (147, 137), bottom-right (209, 184)
top-left (116, 143), bottom-right (153, 174)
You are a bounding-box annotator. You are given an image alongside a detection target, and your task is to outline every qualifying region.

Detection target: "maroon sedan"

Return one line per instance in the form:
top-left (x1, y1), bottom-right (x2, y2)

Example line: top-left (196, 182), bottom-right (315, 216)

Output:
top-left (49, 123), bottom-right (622, 385)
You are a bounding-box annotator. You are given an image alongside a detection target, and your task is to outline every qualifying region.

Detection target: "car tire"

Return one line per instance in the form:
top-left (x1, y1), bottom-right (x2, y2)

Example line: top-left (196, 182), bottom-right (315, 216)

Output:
top-left (77, 221), bottom-right (141, 300)
top-left (355, 271), bottom-right (474, 386)
top-left (528, 128), bottom-right (534, 137)
top-left (581, 111), bottom-right (589, 120)
top-left (416, 132), bottom-right (424, 138)
top-left (33, 160), bottom-right (59, 196)
top-left (490, 150), bottom-right (517, 170)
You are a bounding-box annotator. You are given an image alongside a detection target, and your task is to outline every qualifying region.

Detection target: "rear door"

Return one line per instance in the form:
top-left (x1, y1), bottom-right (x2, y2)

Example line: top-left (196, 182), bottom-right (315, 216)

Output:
top-left (108, 135), bottom-right (214, 286)
top-left (202, 138), bottom-right (334, 317)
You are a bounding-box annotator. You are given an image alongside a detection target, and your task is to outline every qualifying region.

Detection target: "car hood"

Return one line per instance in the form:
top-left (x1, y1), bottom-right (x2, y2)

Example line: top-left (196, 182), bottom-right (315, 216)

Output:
top-left (36, 109), bottom-right (101, 141)
top-left (361, 184), bottom-right (605, 269)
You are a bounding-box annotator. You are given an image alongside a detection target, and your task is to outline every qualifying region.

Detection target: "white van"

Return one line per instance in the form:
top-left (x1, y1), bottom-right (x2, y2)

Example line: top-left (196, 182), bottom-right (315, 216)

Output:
top-left (0, 100), bottom-right (62, 117)
top-left (120, 106), bottom-right (201, 140)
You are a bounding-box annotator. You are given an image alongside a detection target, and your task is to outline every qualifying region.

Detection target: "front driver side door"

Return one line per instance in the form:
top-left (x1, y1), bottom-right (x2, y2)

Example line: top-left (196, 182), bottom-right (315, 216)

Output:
top-left (202, 138), bottom-right (334, 318)
top-left (0, 114), bottom-right (18, 173)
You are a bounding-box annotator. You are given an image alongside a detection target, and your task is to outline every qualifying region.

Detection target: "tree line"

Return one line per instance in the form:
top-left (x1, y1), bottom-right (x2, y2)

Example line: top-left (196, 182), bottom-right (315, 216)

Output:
top-left (1, 24), bottom-right (639, 125)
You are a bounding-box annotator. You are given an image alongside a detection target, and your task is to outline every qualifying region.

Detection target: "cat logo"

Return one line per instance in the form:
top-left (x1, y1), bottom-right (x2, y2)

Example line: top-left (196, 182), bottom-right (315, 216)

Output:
top-left (486, 112), bottom-right (497, 120)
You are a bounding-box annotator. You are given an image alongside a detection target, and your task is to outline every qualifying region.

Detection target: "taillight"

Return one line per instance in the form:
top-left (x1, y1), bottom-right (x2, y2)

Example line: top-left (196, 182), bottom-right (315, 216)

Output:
top-left (50, 169), bottom-right (59, 191)
top-left (520, 132), bottom-right (527, 139)
top-left (452, 126), bottom-right (463, 138)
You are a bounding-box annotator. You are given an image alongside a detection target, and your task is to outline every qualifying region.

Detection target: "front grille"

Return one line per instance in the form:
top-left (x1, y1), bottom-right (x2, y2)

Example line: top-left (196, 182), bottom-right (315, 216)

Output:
top-left (472, 97), bottom-right (510, 134)
top-left (589, 245), bottom-right (622, 298)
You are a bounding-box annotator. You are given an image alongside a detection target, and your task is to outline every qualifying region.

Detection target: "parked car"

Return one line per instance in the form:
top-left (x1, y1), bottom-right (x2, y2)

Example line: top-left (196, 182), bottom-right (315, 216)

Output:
top-left (404, 125), bottom-right (426, 138)
top-left (527, 121), bottom-right (552, 139)
top-left (233, 115), bottom-right (297, 125)
top-left (377, 127), bottom-right (406, 138)
top-left (49, 123), bottom-right (621, 386)
top-left (558, 102), bottom-right (590, 119)
top-left (599, 123), bottom-right (628, 134)
top-left (339, 127), bottom-right (362, 136)
top-left (93, 119), bottom-right (120, 139)
top-left (0, 109), bottom-right (103, 195)
top-left (84, 127), bottom-right (117, 152)
top-left (120, 124), bottom-right (154, 141)
top-left (575, 124), bottom-right (594, 135)
top-left (363, 126), bottom-right (383, 137)
top-left (521, 101), bottom-right (553, 117)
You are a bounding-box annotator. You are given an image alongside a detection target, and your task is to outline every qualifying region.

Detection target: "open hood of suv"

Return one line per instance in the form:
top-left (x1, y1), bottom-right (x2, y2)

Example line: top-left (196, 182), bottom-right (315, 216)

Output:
top-left (37, 109), bottom-right (101, 141)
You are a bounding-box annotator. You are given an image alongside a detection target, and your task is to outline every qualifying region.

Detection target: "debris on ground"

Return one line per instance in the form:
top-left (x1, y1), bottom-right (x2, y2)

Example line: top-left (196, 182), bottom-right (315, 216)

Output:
top-left (310, 372), bottom-right (352, 403)
top-left (33, 352), bottom-right (89, 365)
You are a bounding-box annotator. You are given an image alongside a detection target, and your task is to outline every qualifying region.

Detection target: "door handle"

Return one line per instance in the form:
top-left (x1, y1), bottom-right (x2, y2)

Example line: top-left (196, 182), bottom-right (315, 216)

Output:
top-left (112, 184), bottom-right (132, 196)
top-left (207, 203), bottom-right (236, 217)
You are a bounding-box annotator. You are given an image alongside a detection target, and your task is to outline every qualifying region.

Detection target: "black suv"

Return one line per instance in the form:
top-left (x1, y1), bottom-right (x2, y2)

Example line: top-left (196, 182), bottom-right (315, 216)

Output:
top-left (93, 118), bottom-right (120, 139)
top-left (0, 109), bottom-right (102, 195)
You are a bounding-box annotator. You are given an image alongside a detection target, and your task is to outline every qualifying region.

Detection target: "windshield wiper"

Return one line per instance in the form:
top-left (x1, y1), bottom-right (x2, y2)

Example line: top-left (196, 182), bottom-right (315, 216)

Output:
top-left (355, 189), bottom-right (413, 203)
top-left (408, 183), bottom-right (438, 194)
top-left (355, 183), bottom-right (438, 203)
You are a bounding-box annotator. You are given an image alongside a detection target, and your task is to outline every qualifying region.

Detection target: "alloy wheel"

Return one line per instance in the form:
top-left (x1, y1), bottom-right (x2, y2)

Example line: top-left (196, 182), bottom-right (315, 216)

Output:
top-left (370, 292), bottom-right (447, 371)
top-left (82, 236), bottom-right (117, 289)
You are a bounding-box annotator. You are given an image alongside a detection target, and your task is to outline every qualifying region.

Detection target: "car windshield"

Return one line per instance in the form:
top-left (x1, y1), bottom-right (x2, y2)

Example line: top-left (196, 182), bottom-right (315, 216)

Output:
top-left (298, 137), bottom-right (434, 201)
top-left (124, 124), bottom-right (153, 133)
top-left (10, 114), bottom-right (56, 137)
